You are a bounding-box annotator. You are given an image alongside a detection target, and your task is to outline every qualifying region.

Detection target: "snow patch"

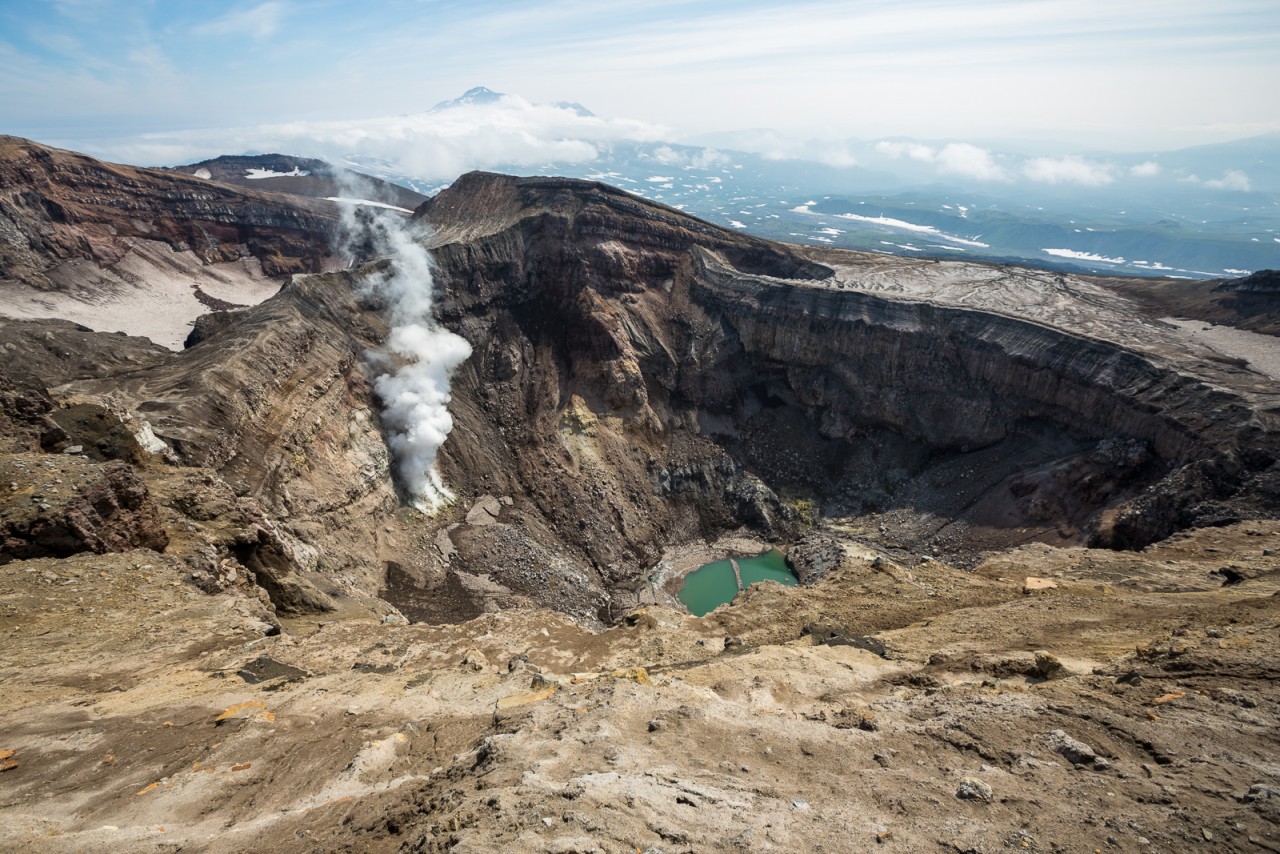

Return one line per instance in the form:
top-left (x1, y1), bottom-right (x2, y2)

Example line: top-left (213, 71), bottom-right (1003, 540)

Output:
top-left (245, 167), bottom-right (310, 179)
top-left (824, 212), bottom-right (989, 248)
top-left (134, 421), bottom-right (170, 456)
top-left (1042, 248), bottom-right (1126, 264)
top-left (326, 197), bottom-right (414, 214)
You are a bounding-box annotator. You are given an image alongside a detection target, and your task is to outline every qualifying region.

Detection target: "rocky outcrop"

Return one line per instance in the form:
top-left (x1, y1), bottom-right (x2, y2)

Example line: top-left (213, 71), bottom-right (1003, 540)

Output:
top-left (167, 153), bottom-right (428, 212)
top-left (0, 317), bottom-right (168, 384)
top-left (788, 531), bottom-right (844, 584)
top-left (421, 173), bottom-right (1279, 571)
top-left (153, 468), bottom-right (335, 615)
top-left (0, 373), bottom-right (64, 455)
top-left (1109, 268), bottom-right (1280, 336)
top-left (3, 160), bottom-right (1278, 622)
top-left (1218, 269), bottom-right (1280, 295)
top-left (0, 136), bottom-right (338, 288)
top-left (58, 270), bottom-right (401, 598)
top-left (0, 454), bottom-right (167, 563)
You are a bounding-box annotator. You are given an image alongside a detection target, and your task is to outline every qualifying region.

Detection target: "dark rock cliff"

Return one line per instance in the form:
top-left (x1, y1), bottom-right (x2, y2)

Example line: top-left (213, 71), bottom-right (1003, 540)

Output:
top-left (681, 251), bottom-right (1278, 548)
top-left (422, 173), bottom-right (1279, 573)
top-left (0, 136), bottom-right (338, 287)
top-left (5, 165), bottom-right (1277, 621)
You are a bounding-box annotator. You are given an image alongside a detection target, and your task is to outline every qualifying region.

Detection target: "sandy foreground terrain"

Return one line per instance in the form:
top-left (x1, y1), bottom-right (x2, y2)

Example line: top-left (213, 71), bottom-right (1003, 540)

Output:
top-left (1, 519), bottom-right (1278, 853)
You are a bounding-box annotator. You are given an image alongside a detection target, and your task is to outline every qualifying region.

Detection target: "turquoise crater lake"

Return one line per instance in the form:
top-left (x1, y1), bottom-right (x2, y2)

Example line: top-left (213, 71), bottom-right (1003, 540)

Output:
top-left (678, 549), bottom-right (798, 617)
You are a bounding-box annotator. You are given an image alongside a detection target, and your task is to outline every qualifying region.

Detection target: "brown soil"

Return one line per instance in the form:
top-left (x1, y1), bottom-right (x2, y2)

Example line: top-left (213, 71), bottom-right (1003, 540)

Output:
top-left (0, 523), bottom-right (1277, 852)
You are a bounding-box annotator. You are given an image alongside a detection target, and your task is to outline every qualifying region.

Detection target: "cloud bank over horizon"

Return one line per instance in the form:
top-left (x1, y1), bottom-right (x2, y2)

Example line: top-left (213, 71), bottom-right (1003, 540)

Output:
top-left (3, 0), bottom-right (1278, 153)
top-left (58, 89), bottom-right (1265, 201)
top-left (88, 94), bottom-right (671, 178)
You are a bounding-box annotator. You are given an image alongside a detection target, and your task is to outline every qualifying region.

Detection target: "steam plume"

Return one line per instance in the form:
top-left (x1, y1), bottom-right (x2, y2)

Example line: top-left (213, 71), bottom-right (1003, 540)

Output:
top-left (337, 190), bottom-right (472, 513)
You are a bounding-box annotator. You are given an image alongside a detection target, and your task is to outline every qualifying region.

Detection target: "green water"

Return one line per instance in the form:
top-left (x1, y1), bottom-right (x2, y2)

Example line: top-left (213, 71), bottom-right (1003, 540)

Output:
top-left (678, 549), bottom-right (798, 617)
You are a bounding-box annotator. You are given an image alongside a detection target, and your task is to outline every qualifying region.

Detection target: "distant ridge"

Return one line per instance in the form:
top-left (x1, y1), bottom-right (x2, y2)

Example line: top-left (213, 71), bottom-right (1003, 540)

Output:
top-left (429, 86), bottom-right (506, 112)
top-left (429, 86), bottom-right (595, 117)
top-left (167, 153), bottom-right (428, 211)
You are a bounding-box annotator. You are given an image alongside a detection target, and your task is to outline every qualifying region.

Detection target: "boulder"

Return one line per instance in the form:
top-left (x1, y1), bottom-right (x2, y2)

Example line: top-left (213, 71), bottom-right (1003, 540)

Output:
top-left (0, 455), bottom-right (167, 563)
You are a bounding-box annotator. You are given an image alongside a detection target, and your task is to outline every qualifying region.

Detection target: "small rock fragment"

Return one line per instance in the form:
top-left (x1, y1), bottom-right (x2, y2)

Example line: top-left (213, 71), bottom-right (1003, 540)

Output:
top-left (242, 619), bottom-right (277, 637)
top-left (1045, 729), bottom-right (1110, 770)
top-left (1033, 651), bottom-right (1069, 680)
top-left (214, 700), bottom-right (274, 724)
top-left (460, 648), bottom-right (489, 672)
top-left (956, 777), bottom-right (993, 803)
top-left (1243, 783), bottom-right (1278, 802)
top-left (1023, 576), bottom-right (1058, 594)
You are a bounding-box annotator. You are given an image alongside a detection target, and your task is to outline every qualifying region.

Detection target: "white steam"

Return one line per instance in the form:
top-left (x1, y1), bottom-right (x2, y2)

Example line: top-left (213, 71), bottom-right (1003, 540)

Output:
top-left (338, 199), bottom-right (472, 513)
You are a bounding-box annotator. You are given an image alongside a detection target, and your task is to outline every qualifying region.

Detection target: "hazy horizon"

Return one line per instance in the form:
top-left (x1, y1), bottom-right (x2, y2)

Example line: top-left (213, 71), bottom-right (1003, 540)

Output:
top-left (3, 0), bottom-right (1278, 160)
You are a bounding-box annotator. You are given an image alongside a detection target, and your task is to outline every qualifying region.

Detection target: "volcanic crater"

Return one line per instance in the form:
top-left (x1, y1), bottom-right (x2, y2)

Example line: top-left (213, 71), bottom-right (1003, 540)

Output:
top-left (2, 141), bottom-right (1279, 853)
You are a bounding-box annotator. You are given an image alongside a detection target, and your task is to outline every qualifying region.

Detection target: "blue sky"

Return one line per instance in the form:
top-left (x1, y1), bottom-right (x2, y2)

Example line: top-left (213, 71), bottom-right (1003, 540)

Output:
top-left (2, 0), bottom-right (1278, 161)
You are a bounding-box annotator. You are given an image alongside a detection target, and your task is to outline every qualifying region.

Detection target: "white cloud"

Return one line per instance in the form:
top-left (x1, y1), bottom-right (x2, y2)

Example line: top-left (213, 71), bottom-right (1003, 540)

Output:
top-left (1023, 155), bottom-right (1116, 186)
top-left (876, 140), bottom-right (1009, 181)
top-left (935, 143), bottom-right (1009, 182)
top-left (1129, 161), bottom-right (1160, 177)
top-left (703, 131), bottom-right (859, 167)
top-left (875, 140), bottom-right (936, 162)
top-left (1203, 169), bottom-right (1251, 191)
top-left (649, 145), bottom-right (728, 168)
top-left (195, 2), bottom-right (287, 40)
top-left (98, 96), bottom-right (671, 179)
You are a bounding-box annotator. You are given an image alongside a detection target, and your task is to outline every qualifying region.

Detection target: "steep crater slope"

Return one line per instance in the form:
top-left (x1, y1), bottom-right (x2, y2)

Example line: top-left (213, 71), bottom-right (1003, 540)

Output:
top-left (5, 162), bottom-right (1277, 624)
top-left (0, 137), bottom-right (340, 347)
top-left (0, 137), bottom-right (337, 284)
top-left (686, 253), bottom-right (1280, 551)
top-left (418, 172), bottom-right (1280, 607)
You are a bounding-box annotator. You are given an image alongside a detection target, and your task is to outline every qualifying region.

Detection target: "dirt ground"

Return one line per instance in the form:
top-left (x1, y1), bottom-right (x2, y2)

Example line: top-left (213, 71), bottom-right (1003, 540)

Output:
top-left (2, 522), bottom-right (1278, 853)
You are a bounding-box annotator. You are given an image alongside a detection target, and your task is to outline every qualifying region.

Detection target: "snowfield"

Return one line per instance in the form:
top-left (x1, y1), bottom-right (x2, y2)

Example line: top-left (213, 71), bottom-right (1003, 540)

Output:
top-left (245, 167), bottom-right (310, 179)
top-left (325, 197), bottom-right (414, 214)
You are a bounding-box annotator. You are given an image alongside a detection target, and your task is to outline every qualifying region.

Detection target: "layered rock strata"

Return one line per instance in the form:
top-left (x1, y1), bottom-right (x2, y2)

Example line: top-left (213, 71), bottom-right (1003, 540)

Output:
top-left (1, 159), bottom-right (1277, 622)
